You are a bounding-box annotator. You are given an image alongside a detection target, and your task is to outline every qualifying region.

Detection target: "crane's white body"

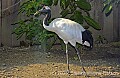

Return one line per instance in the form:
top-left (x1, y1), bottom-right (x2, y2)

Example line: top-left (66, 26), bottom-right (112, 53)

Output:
top-left (43, 18), bottom-right (88, 47)
top-left (35, 6), bottom-right (92, 76)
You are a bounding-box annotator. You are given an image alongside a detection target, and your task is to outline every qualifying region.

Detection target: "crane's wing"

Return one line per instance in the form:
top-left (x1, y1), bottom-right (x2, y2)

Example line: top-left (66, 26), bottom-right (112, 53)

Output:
top-left (49, 18), bottom-right (85, 45)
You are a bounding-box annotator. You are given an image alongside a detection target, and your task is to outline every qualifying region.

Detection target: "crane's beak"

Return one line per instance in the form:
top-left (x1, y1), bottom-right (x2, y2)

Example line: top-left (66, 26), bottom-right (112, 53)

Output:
top-left (34, 6), bottom-right (51, 16)
top-left (34, 8), bottom-right (44, 16)
top-left (34, 11), bottom-right (40, 16)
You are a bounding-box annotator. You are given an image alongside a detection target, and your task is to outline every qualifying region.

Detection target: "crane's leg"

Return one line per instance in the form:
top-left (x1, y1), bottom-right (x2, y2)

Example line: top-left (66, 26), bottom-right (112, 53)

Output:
top-left (65, 44), bottom-right (70, 74)
top-left (75, 46), bottom-right (88, 77)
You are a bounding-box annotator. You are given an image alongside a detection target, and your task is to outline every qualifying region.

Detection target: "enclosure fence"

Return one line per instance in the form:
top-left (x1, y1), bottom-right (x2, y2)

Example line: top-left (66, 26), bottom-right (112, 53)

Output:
top-left (0, 0), bottom-right (120, 47)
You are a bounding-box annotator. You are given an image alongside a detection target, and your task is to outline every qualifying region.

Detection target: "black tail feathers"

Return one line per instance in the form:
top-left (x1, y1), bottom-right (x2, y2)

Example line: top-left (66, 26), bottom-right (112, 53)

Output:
top-left (82, 30), bottom-right (93, 49)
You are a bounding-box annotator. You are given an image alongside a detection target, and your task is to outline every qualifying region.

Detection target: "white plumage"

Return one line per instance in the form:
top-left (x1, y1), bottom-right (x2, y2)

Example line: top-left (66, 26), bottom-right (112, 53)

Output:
top-left (43, 18), bottom-right (88, 47)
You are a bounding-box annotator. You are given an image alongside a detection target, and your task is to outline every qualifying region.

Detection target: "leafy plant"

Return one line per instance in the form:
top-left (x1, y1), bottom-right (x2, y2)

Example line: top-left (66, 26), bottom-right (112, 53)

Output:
top-left (102, 0), bottom-right (120, 16)
top-left (13, 0), bottom-right (101, 51)
top-left (95, 35), bottom-right (108, 44)
top-left (59, 0), bottom-right (101, 30)
top-left (13, 0), bottom-right (55, 49)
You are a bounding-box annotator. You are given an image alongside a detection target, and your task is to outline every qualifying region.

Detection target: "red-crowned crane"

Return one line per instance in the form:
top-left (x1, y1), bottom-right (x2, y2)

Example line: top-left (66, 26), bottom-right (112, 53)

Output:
top-left (34, 5), bottom-right (93, 77)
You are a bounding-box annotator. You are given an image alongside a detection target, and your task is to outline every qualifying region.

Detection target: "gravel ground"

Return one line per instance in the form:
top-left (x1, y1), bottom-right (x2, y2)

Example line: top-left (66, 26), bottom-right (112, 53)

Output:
top-left (0, 43), bottom-right (120, 78)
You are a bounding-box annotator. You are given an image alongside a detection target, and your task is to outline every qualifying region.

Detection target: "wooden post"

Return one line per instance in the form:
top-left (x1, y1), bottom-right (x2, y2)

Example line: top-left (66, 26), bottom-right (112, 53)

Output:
top-left (1, 0), bottom-right (21, 47)
top-left (113, 5), bottom-right (119, 41)
top-left (118, 5), bottom-right (120, 40)
top-left (0, 0), bottom-right (2, 46)
top-left (89, 0), bottom-right (104, 41)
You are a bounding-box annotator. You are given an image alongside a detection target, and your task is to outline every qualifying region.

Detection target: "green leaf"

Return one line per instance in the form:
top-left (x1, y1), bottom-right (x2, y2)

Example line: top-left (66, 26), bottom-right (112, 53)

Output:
top-left (76, 0), bottom-right (91, 11)
top-left (83, 16), bottom-right (101, 30)
top-left (36, 0), bottom-right (42, 2)
top-left (42, 0), bottom-right (53, 6)
top-left (65, 0), bottom-right (70, 9)
top-left (60, 9), bottom-right (69, 17)
top-left (102, 3), bottom-right (108, 12)
top-left (60, 0), bottom-right (65, 9)
top-left (105, 4), bottom-right (113, 16)
top-left (16, 33), bottom-right (24, 40)
top-left (69, 2), bottom-right (77, 13)
top-left (60, 0), bottom-right (70, 9)
top-left (70, 10), bottom-right (84, 24)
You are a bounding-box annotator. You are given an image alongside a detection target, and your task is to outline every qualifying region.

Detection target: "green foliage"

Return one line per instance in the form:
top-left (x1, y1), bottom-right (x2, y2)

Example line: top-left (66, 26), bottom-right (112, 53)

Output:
top-left (19, 0), bottom-right (39, 16)
top-left (83, 16), bottom-right (101, 30)
top-left (70, 10), bottom-right (83, 24)
top-left (76, 0), bottom-right (91, 11)
top-left (13, 0), bottom-right (101, 51)
top-left (13, 19), bottom-right (41, 40)
top-left (58, 0), bottom-right (101, 29)
top-left (111, 41), bottom-right (120, 48)
top-left (13, 0), bottom-right (56, 48)
top-left (95, 35), bottom-right (108, 44)
top-left (102, 0), bottom-right (120, 16)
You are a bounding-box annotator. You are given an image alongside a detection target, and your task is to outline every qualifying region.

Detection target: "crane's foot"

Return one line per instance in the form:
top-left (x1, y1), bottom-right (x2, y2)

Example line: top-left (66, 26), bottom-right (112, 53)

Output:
top-left (75, 67), bottom-right (89, 77)
top-left (76, 72), bottom-right (89, 78)
top-left (81, 67), bottom-right (89, 78)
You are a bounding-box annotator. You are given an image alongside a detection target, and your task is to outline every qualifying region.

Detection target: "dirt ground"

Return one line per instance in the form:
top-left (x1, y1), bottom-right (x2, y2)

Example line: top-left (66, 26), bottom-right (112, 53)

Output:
top-left (0, 42), bottom-right (120, 78)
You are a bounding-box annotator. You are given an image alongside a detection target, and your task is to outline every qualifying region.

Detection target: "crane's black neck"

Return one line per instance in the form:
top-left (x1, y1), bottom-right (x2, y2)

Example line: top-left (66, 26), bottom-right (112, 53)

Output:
top-left (43, 10), bottom-right (51, 26)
